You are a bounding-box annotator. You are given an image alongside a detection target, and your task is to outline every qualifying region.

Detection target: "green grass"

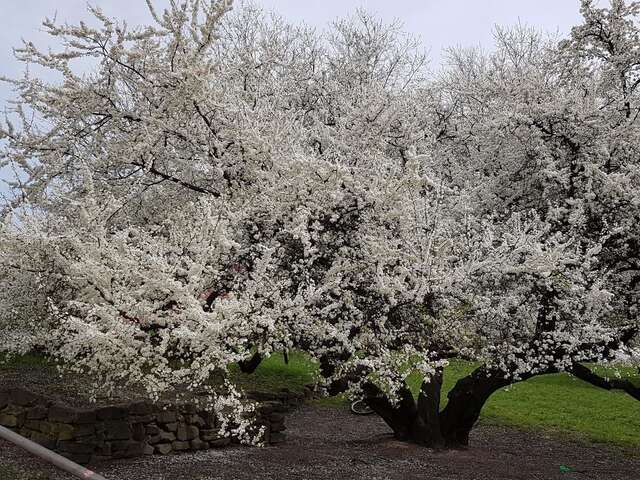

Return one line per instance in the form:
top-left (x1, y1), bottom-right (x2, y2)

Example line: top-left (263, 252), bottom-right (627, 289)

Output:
top-left (230, 351), bottom-right (318, 393)
top-left (477, 373), bottom-right (640, 447)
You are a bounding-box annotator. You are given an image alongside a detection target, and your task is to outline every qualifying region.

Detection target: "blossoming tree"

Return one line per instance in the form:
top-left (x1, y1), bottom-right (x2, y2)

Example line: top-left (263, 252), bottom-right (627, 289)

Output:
top-left (0, 0), bottom-right (638, 447)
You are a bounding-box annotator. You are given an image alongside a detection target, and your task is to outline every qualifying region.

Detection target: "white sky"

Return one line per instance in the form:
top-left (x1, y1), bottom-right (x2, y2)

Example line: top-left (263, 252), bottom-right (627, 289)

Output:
top-left (0, 0), bottom-right (588, 194)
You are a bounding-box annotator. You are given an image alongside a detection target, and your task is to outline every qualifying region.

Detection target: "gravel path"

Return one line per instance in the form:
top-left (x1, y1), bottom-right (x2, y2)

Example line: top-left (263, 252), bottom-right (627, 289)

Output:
top-left (1, 405), bottom-right (638, 480)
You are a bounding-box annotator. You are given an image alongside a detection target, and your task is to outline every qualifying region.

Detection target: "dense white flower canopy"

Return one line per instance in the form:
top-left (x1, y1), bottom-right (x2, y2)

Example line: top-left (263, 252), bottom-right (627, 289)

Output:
top-left (0, 0), bottom-right (638, 445)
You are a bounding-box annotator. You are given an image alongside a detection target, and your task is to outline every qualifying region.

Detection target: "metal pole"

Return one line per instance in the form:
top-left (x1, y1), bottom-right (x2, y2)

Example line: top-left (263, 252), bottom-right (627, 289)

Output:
top-left (0, 425), bottom-right (108, 480)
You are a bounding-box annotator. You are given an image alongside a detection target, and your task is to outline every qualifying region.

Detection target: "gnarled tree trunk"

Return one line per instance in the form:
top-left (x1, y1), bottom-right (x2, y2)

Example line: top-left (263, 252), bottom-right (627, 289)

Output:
top-left (362, 369), bottom-right (446, 448)
top-left (356, 365), bottom-right (558, 449)
top-left (439, 367), bottom-right (517, 447)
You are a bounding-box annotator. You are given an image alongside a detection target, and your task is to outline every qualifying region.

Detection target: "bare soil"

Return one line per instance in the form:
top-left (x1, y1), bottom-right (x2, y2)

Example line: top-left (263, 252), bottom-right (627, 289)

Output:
top-left (1, 405), bottom-right (639, 480)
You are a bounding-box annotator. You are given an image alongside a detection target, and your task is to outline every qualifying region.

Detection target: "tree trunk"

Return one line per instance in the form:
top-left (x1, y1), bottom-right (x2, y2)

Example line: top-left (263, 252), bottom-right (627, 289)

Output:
top-left (570, 363), bottom-right (640, 401)
top-left (439, 367), bottom-right (511, 447)
top-left (415, 368), bottom-right (445, 447)
top-left (238, 352), bottom-right (263, 373)
top-left (439, 364), bottom-right (558, 447)
top-left (362, 371), bottom-right (445, 448)
top-left (363, 383), bottom-right (418, 441)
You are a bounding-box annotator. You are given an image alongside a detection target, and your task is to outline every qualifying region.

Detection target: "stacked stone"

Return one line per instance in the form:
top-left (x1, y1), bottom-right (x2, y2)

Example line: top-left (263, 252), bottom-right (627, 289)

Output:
top-left (255, 401), bottom-right (289, 444)
top-left (247, 388), bottom-right (306, 411)
top-left (145, 403), bottom-right (231, 455)
top-left (0, 387), bottom-right (291, 464)
top-left (0, 390), bottom-right (157, 463)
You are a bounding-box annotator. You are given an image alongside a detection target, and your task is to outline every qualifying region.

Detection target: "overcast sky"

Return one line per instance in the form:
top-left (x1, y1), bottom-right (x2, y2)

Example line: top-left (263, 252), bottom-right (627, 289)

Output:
top-left (1, 0), bottom-right (586, 99)
top-left (0, 0), bottom-right (586, 195)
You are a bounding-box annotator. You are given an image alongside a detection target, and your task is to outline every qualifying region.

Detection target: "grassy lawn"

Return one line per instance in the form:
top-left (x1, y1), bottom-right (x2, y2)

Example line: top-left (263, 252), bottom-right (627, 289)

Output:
top-left (3, 351), bottom-right (639, 449)
top-left (230, 351), bottom-right (318, 393)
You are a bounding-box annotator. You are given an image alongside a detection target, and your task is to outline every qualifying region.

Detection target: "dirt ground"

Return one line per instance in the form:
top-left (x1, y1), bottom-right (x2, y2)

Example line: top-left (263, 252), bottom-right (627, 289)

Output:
top-left (1, 405), bottom-right (639, 480)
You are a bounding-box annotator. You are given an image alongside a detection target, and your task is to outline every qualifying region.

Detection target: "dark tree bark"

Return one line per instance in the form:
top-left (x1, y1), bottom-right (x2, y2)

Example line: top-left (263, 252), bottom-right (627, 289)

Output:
top-left (363, 382), bottom-right (418, 441)
top-left (439, 367), bottom-right (512, 447)
top-left (315, 350), bottom-right (447, 447)
top-left (238, 351), bottom-right (263, 373)
top-left (415, 369), bottom-right (445, 447)
top-left (362, 373), bottom-right (446, 447)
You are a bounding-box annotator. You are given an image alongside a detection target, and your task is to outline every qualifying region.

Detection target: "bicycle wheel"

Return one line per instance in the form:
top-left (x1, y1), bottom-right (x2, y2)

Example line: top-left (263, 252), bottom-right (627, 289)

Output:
top-left (350, 399), bottom-right (374, 415)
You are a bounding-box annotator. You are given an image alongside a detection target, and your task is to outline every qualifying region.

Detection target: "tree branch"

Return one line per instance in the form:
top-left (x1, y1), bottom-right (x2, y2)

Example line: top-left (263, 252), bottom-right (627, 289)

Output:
top-left (131, 160), bottom-right (220, 197)
top-left (570, 363), bottom-right (640, 401)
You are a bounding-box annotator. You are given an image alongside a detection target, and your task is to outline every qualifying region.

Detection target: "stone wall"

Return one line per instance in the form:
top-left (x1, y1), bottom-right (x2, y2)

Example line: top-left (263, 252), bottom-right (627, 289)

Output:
top-left (0, 388), bottom-right (295, 464)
